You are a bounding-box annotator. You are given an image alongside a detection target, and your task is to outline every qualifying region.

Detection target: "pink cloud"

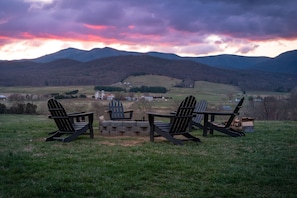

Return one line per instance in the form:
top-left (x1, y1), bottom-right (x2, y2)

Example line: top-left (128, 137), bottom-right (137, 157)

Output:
top-left (0, 0), bottom-right (297, 58)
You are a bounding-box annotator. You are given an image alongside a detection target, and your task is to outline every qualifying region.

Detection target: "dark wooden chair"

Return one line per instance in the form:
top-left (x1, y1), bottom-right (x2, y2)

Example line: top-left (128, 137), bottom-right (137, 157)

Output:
top-left (46, 99), bottom-right (94, 142)
top-left (191, 99), bottom-right (208, 130)
top-left (108, 100), bottom-right (133, 120)
top-left (202, 97), bottom-right (245, 137)
top-left (147, 95), bottom-right (200, 145)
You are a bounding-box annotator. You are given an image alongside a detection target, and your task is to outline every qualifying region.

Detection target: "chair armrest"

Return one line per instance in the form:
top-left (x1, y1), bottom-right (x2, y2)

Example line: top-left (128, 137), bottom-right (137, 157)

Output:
top-left (194, 111), bottom-right (238, 116)
top-left (147, 112), bottom-right (173, 126)
top-left (194, 111), bottom-right (238, 124)
top-left (68, 112), bottom-right (94, 123)
top-left (124, 110), bottom-right (133, 119)
top-left (124, 110), bottom-right (133, 115)
top-left (67, 112), bottom-right (93, 117)
top-left (147, 112), bottom-right (176, 118)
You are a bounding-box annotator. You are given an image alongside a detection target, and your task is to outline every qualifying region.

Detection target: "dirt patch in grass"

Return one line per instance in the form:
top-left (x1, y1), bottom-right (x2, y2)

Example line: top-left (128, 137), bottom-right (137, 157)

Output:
top-left (100, 136), bottom-right (150, 146)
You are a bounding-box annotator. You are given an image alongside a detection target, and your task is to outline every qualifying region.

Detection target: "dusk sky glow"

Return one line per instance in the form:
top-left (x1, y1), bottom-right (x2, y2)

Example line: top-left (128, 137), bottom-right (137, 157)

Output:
top-left (1, 0), bottom-right (297, 60)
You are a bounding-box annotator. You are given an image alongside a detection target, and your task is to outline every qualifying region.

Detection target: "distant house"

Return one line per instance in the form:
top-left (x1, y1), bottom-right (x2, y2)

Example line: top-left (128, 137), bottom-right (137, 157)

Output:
top-left (0, 95), bottom-right (6, 101)
top-left (143, 96), bottom-right (154, 102)
top-left (222, 105), bottom-right (232, 111)
top-left (106, 94), bottom-right (115, 100)
top-left (95, 91), bottom-right (100, 100)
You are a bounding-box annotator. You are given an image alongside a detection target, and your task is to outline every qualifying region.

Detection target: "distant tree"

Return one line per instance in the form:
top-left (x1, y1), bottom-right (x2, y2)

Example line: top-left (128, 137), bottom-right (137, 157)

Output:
top-left (65, 90), bottom-right (79, 95)
top-left (132, 98), bottom-right (152, 120)
top-left (54, 95), bottom-right (65, 99)
top-left (227, 93), bottom-right (233, 101)
top-left (8, 103), bottom-right (25, 114)
top-left (8, 94), bottom-right (25, 102)
top-left (287, 87), bottom-right (297, 120)
top-left (0, 103), bottom-right (7, 114)
top-left (25, 103), bottom-right (37, 114)
top-left (94, 86), bottom-right (126, 92)
top-left (114, 92), bottom-right (126, 100)
top-left (263, 96), bottom-right (278, 120)
top-left (129, 86), bottom-right (167, 93)
top-left (51, 93), bottom-right (59, 97)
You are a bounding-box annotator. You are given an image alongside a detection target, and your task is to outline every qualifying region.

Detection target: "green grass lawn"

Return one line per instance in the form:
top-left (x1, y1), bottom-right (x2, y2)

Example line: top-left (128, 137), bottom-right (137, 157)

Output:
top-left (0, 114), bottom-right (296, 197)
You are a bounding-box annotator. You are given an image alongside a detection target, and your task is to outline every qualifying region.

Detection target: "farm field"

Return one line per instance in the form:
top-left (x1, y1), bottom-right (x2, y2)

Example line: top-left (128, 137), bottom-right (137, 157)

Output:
top-left (0, 75), bottom-right (288, 112)
top-left (0, 75), bottom-right (287, 100)
top-left (0, 114), bottom-right (296, 197)
top-left (0, 77), bottom-right (244, 118)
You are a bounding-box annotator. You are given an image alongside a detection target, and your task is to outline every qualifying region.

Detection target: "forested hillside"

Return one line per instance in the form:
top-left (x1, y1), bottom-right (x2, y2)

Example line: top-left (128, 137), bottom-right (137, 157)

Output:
top-left (1, 55), bottom-right (297, 92)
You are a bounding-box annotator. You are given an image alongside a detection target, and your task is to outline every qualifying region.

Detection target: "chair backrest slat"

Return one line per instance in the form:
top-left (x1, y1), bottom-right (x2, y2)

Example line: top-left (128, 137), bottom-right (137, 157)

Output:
top-left (48, 99), bottom-right (75, 131)
top-left (225, 97), bottom-right (245, 127)
top-left (192, 100), bottom-right (208, 124)
top-left (170, 95), bottom-right (196, 133)
top-left (108, 100), bottom-right (125, 119)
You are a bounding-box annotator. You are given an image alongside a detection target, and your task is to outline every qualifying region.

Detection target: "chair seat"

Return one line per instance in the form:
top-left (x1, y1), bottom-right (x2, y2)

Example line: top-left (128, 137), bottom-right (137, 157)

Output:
top-left (154, 122), bottom-right (171, 132)
top-left (204, 97), bottom-right (245, 137)
top-left (209, 122), bottom-right (225, 128)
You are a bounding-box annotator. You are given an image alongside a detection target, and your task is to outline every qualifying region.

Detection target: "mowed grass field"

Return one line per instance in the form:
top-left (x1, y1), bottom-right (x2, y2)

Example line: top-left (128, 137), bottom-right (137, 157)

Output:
top-left (1, 75), bottom-right (296, 197)
top-left (0, 114), bottom-right (296, 197)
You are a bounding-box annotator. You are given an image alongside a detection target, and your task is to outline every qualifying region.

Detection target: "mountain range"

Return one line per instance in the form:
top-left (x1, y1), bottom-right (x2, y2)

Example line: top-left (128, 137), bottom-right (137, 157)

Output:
top-left (29, 47), bottom-right (297, 73)
top-left (1, 47), bottom-right (297, 92)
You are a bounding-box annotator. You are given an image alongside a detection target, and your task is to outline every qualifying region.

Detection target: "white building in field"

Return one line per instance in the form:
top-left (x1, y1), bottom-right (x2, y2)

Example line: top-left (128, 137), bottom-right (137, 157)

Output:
top-left (95, 90), bottom-right (107, 100)
top-left (95, 91), bottom-right (100, 99)
top-left (0, 95), bottom-right (6, 101)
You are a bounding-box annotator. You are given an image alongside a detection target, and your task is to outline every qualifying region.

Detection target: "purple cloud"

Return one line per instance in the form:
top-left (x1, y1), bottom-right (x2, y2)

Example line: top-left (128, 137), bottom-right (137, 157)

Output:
top-left (0, 0), bottom-right (296, 54)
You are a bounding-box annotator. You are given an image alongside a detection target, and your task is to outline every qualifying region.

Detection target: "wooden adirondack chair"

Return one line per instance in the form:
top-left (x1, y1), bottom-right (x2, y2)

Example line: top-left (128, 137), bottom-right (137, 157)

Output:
top-left (191, 99), bottom-right (208, 130)
top-left (108, 100), bottom-right (133, 120)
top-left (202, 97), bottom-right (245, 137)
top-left (147, 95), bottom-right (200, 145)
top-left (46, 99), bottom-right (94, 142)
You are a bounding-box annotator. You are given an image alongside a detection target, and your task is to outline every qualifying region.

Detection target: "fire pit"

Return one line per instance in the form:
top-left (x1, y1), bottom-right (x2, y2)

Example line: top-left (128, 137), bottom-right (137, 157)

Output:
top-left (99, 120), bottom-right (150, 136)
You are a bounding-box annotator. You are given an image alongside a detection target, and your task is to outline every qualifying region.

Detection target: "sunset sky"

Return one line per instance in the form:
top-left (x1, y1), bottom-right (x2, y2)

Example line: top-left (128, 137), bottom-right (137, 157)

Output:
top-left (1, 0), bottom-right (297, 60)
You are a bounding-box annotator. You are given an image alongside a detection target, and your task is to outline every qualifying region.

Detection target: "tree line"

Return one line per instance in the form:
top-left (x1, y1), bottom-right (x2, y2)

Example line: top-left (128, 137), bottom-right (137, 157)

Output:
top-left (51, 90), bottom-right (86, 99)
top-left (0, 94), bottom-right (38, 114)
top-left (94, 85), bottom-right (167, 93)
top-left (244, 88), bottom-right (297, 121)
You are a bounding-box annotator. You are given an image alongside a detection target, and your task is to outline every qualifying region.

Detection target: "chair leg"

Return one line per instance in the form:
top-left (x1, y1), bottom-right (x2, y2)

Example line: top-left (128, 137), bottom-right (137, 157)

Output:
top-left (48, 130), bottom-right (58, 135)
top-left (150, 133), bottom-right (154, 142)
top-left (156, 131), bottom-right (183, 145)
top-left (62, 130), bottom-right (84, 142)
top-left (89, 126), bottom-right (94, 138)
top-left (149, 126), bottom-right (155, 142)
top-left (46, 131), bottom-right (63, 141)
top-left (183, 133), bottom-right (201, 142)
top-left (217, 128), bottom-right (243, 137)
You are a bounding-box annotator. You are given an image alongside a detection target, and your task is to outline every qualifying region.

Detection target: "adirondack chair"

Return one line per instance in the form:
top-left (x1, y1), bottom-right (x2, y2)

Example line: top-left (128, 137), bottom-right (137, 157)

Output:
top-left (147, 95), bottom-right (200, 145)
top-left (191, 99), bottom-right (208, 130)
top-left (46, 99), bottom-right (94, 142)
top-left (202, 97), bottom-right (245, 137)
top-left (108, 100), bottom-right (133, 120)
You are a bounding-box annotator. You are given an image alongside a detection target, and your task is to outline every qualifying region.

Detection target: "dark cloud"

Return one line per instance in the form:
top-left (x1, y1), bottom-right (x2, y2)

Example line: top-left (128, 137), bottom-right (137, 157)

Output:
top-left (237, 45), bottom-right (260, 55)
top-left (0, 0), bottom-right (296, 43)
top-left (160, 0), bottom-right (297, 40)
